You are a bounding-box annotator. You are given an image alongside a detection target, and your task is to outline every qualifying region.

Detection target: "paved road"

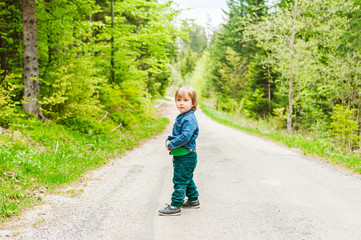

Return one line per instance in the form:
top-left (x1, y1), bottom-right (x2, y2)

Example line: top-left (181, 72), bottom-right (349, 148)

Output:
top-left (2, 101), bottom-right (361, 239)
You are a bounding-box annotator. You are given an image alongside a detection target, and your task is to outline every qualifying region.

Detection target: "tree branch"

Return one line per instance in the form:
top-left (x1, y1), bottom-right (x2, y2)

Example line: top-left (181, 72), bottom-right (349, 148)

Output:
top-left (99, 111), bottom-right (108, 122)
top-left (111, 123), bottom-right (122, 132)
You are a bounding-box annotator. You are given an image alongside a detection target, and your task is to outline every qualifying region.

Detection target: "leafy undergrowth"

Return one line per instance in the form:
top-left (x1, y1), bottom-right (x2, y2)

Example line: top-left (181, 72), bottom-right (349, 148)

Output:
top-left (200, 102), bottom-right (361, 174)
top-left (0, 116), bottom-right (169, 223)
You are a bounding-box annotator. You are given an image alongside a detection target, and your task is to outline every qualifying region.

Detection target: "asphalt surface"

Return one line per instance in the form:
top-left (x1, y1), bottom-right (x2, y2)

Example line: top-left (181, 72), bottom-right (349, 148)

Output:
top-left (2, 100), bottom-right (361, 239)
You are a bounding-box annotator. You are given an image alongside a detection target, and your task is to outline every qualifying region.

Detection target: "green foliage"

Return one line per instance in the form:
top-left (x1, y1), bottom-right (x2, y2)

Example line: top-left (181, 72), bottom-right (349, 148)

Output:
top-left (2, 0), bottom-right (182, 126)
top-left (59, 118), bottom-right (113, 135)
top-left (218, 47), bottom-right (248, 99)
top-left (155, 68), bottom-right (171, 96)
top-left (0, 0), bottom-right (183, 145)
top-left (99, 79), bottom-right (156, 128)
top-left (102, 0), bottom-right (180, 95)
top-left (241, 88), bottom-right (270, 118)
top-left (0, 73), bottom-right (23, 126)
top-left (40, 59), bottom-right (103, 121)
top-left (244, 0), bottom-right (356, 128)
top-left (171, 23), bottom-right (209, 86)
top-left (271, 107), bottom-right (286, 130)
top-left (186, 25), bottom-right (208, 57)
top-left (218, 97), bottom-right (239, 113)
top-left (180, 47), bottom-right (198, 79)
top-left (191, 0), bottom-right (361, 152)
top-left (203, 0), bottom-right (272, 120)
top-left (0, 1), bottom-right (23, 76)
top-left (330, 104), bottom-right (359, 150)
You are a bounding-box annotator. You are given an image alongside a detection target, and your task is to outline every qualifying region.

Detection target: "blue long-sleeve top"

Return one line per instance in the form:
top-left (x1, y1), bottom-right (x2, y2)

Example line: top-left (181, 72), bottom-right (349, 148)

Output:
top-left (167, 109), bottom-right (199, 152)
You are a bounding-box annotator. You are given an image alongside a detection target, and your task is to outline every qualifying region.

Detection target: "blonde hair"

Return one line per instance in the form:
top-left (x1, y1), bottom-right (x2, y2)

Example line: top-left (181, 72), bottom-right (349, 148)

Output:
top-left (175, 86), bottom-right (198, 111)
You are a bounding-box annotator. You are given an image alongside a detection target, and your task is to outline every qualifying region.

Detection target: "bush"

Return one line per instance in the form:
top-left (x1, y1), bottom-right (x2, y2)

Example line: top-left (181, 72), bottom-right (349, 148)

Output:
top-left (271, 107), bottom-right (286, 130)
top-left (217, 97), bottom-right (238, 113)
top-left (99, 79), bottom-right (157, 128)
top-left (40, 59), bottom-right (103, 121)
top-left (0, 73), bottom-right (23, 127)
top-left (330, 104), bottom-right (359, 151)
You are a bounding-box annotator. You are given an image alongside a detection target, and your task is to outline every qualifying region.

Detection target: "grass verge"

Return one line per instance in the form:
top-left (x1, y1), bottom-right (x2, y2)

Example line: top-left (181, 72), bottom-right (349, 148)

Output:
top-left (0, 116), bottom-right (169, 224)
top-left (200, 102), bottom-right (361, 174)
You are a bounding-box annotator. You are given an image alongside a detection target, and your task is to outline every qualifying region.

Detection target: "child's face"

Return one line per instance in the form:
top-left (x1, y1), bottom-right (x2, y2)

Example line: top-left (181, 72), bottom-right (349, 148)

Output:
top-left (176, 93), bottom-right (193, 114)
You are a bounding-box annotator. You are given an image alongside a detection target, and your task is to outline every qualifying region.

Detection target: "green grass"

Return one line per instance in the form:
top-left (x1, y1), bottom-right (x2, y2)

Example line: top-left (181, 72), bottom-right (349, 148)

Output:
top-left (0, 116), bottom-right (169, 223)
top-left (200, 102), bottom-right (361, 174)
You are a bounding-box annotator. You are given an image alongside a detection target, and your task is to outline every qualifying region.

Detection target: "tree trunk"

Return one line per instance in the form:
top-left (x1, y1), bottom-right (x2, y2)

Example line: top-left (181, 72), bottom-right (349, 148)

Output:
top-left (287, 0), bottom-right (298, 133)
top-left (22, 0), bottom-right (43, 119)
top-left (110, 1), bottom-right (115, 83)
top-left (0, 3), bottom-right (8, 81)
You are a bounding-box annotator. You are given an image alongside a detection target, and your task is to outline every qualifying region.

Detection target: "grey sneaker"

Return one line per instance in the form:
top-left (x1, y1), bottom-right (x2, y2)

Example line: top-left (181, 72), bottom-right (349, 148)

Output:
top-left (159, 204), bottom-right (181, 216)
top-left (181, 199), bottom-right (200, 208)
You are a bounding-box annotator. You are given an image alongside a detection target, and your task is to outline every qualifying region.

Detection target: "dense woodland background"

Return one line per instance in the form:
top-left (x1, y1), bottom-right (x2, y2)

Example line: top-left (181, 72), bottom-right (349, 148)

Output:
top-left (1, 0), bottom-right (182, 130)
top-left (0, 0), bottom-right (182, 221)
top-left (1, 0), bottom-right (361, 222)
top-left (175, 0), bottom-right (361, 152)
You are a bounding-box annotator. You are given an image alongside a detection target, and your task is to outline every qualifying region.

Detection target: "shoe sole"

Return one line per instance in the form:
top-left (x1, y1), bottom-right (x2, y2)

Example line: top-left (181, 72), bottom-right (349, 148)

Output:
top-left (158, 212), bottom-right (181, 216)
top-left (181, 205), bottom-right (200, 209)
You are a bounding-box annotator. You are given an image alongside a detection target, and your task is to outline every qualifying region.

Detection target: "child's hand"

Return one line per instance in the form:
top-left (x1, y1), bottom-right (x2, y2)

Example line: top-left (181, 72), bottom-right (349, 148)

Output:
top-left (165, 141), bottom-right (171, 151)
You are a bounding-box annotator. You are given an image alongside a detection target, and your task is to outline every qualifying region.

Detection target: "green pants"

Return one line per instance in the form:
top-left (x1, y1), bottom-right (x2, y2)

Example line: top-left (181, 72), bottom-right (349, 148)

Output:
top-left (171, 152), bottom-right (199, 207)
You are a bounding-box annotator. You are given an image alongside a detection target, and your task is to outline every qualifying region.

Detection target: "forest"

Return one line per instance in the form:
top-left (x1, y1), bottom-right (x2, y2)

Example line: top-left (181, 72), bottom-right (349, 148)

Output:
top-left (0, 0), bottom-right (183, 222)
top-left (1, 0), bottom-right (361, 222)
top-left (177, 0), bottom-right (361, 153)
top-left (1, 0), bottom-right (182, 127)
